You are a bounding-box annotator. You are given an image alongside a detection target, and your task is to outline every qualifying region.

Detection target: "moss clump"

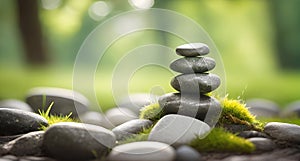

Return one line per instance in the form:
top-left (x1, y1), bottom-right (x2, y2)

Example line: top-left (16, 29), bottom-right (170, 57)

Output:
top-left (118, 126), bottom-right (153, 145)
top-left (190, 128), bottom-right (255, 153)
top-left (139, 103), bottom-right (164, 121)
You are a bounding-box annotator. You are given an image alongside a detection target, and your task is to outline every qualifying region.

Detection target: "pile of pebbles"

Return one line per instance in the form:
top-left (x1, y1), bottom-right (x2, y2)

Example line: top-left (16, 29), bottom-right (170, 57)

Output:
top-left (1, 44), bottom-right (300, 161)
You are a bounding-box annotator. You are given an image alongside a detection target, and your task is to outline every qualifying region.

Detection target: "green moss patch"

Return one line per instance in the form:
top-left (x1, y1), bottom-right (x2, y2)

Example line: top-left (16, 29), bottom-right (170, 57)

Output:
top-left (118, 126), bottom-right (153, 145)
top-left (139, 103), bottom-right (164, 121)
top-left (190, 128), bottom-right (255, 153)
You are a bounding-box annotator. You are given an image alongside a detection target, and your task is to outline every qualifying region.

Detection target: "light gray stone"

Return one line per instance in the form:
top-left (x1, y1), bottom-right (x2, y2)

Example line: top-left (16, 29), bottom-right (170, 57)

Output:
top-left (238, 130), bottom-right (269, 139)
top-left (43, 122), bottom-right (116, 161)
top-left (246, 98), bottom-right (280, 118)
top-left (282, 100), bottom-right (300, 118)
top-left (0, 108), bottom-right (48, 136)
top-left (80, 111), bottom-right (114, 129)
top-left (171, 73), bottom-right (220, 94)
top-left (170, 57), bottom-right (216, 74)
top-left (105, 108), bottom-right (138, 127)
top-left (248, 137), bottom-right (275, 151)
top-left (26, 87), bottom-right (89, 117)
top-left (176, 43), bottom-right (209, 57)
top-left (148, 114), bottom-right (210, 145)
top-left (264, 122), bottom-right (300, 143)
top-left (112, 119), bottom-right (153, 141)
top-left (175, 145), bottom-right (203, 161)
top-left (108, 141), bottom-right (175, 161)
top-left (0, 99), bottom-right (32, 112)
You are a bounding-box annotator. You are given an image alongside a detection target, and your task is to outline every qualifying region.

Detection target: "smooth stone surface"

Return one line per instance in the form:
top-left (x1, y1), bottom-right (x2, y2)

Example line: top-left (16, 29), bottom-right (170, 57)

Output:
top-left (0, 135), bottom-right (23, 144)
top-left (0, 99), bottom-right (33, 112)
top-left (175, 145), bottom-right (203, 161)
top-left (80, 111), bottom-right (114, 129)
top-left (112, 119), bottom-right (153, 141)
top-left (148, 114), bottom-right (210, 145)
top-left (170, 57), bottom-right (216, 74)
top-left (118, 93), bottom-right (158, 115)
top-left (0, 108), bottom-right (48, 136)
top-left (282, 100), bottom-right (300, 117)
top-left (176, 43), bottom-right (209, 56)
top-left (43, 122), bottom-right (116, 161)
top-left (106, 108), bottom-right (138, 127)
top-left (238, 130), bottom-right (269, 139)
top-left (248, 137), bottom-right (275, 151)
top-left (171, 73), bottom-right (220, 94)
top-left (264, 122), bottom-right (300, 143)
top-left (246, 98), bottom-right (280, 118)
top-left (107, 141), bottom-right (175, 161)
top-left (26, 87), bottom-right (89, 117)
top-left (3, 131), bottom-right (44, 156)
top-left (158, 93), bottom-right (221, 126)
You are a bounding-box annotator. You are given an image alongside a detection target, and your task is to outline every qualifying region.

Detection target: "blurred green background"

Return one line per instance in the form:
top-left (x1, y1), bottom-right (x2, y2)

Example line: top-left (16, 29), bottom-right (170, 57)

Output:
top-left (1, 0), bottom-right (300, 110)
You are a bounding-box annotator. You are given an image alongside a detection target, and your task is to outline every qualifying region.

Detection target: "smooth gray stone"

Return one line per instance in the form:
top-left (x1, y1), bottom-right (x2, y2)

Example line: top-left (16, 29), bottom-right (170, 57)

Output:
top-left (170, 57), bottom-right (216, 74)
top-left (0, 99), bottom-right (33, 112)
top-left (264, 122), bottom-right (300, 143)
top-left (0, 108), bottom-right (48, 136)
top-left (1, 155), bottom-right (18, 161)
top-left (176, 43), bottom-right (209, 57)
top-left (108, 141), bottom-right (175, 161)
top-left (158, 93), bottom-right (221, 126)
top-left (0, 135), bottom-right (23, 144)
top-left (105, 108), bottom-right (138, 127)
top-left (248, 137), bottom-right (275, 151)
top-left (282, 100), bottom-right (300, 118)
top-left (246, 98), bottom-right (280, 118)
top-left (19, 156), bottom-right (56, 161)
top-left (148, 114), bottom-right (210, 146)
top-left (175, 145), bottom-right (203, 161)
top-left (171, 73), bottom-right (220, 94)
top-left (3, 131), bottom-right (44, 156)
top-left (80, 111), bottom-right (114, 129)
top-left (238, 130), bottom-right (269, 139)
top-left (26, 87), bottom-right (89, 117)
top-left (112, 119), bottom-right (152, 141)
top-left (43, 122), bottom-right (116, 161)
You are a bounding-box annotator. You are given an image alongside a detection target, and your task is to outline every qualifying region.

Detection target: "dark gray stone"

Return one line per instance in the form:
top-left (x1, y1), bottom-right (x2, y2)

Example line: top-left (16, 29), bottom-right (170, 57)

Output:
top-left (175, 145), bottom-right (203, 161)
top-left (148, 114), bottom-right (210, 145)
top-left (282, 100), bottom-right (300, 118)
top-left (1, 155), bottom-right (18, 161)
top-left (176, 43), bottom-right (209, 57)
top-left (0, 108), bottom-right (48, 136)
top-left (264, 122), bottom-right (300, 143)
top-left (246, 98), bottom-right (280, 118)
top-left (26, 87), bottom-right (89, 117)
top-left (105, 108), bottom-right (138, 127)
top-left (19, 156), bottom-right (56, 161)
top-left (170, 57), bottom-right (216, 74)
top-left (158, 93), bottom-right (221, 126)
top-left (0, 135), bottom-right (23, 144)
top-left (248, 137), bottom-right (275, 151)
top-left (3, 131), bottom-right (44, 156)
top-left (108, 141), bottom-right (175, 161)
top-left (238, 130), bottom-right (269, 139)
top-left (0, 99), bottom-right (33, 112)
top-left (112, 119), bottom-right (152, 141)
top-left (43, 122), bottom-right (116, 161)
top-left (80, 111), bottom-right (114, 129)
top-left (171, 73), bottom-right (220, 94)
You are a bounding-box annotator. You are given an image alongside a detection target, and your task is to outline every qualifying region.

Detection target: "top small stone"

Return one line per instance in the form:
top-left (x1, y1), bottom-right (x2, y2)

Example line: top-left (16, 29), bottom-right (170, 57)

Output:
top-left (176, 43), bottom-right (209, 57)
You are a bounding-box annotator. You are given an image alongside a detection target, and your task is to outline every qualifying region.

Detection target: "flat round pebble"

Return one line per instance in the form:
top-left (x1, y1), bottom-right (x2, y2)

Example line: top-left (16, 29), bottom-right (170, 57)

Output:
top-left (43, 122), bottom-right (116, 161)
top-left (175, 145), bottom-right (203, 161)
top-left (148, 114), bottom-right (211, 145)
top-left (0, 99), bottom-right (33, 112)
top-left (105, 108), bottom-right (138, 127)
top-left (0, 108), bottom-right (48, 136)
top-left (80, 111), bottom-right (114, 129)
top-left (248, 137), bottom-right (275, 151)
top-left (176, 43), bottom-right (210, 57)
top-left (246, 98), bottom-right (280, 118)
top-left (26, 87), bottom-right (89, 117)
top-left (112, 119), bottom-right (153, 141)
top-left (282, 100), bottom-right (300, 118)
top-left (264, 122), bottom-right (300, 143)
top-left (158, 93), bottom-right (221, 126)
top-left (170, 57), bottom-right (216, 74)
top-left (171, 73), bottom-right (220, 94)
top-left (107, 141), bottom-right (175, 161)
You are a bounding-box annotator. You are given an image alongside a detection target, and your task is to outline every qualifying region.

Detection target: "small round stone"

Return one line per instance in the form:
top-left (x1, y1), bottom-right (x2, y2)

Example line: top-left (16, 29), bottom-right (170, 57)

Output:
top-left (175, 145), bottom-right (203, 161)
top-left (238, 130), bottom-right (269, 139)
top-left (0, 99), bottom-right (33, 112)
top-left (264, 122), bottom-right (300, 143)
top-left (108, 141), bottom-right (175, 161)
top-left (170, 57), bottom-right (216, 74)
top-left (281, 100), bottom-right (300, 118)
top-left (105, 108), bottom-right (138, 127)
top-left (0, 108), bottom-right (48, 136)
top-left (246, 98), bottom-right (280, 118)
top-left (248, 137), bottom-right (276, 151)
top-left (80, 111), bottom-right (114, 129)
top-left (176, 43), bottom-right (210, 57)
top-left (171, 73), bottom-right (220, 94)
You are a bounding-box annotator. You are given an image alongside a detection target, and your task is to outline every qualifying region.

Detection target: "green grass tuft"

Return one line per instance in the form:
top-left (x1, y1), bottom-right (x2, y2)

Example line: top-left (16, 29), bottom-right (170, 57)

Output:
top-left (190, 127), bottom-right (255, 153)
top-left (39, 102), bottom-right (76, 130)
top-left (139, 103), bottom-right (164, 121)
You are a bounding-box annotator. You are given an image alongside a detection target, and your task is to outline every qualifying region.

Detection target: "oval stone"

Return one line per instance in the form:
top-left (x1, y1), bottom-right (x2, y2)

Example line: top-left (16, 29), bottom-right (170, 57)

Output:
top-left (0, 99), bottom-right (33, 112)
top-left (171, 73), bottom-right (220, 94)
top-left (108, 141), bottom-right (175, 161)
top-left (176, 43), bottom-right (210, 57)
top-left (0, 108), bottom-right (48, 136)
top-left (264, 122), bottom-right (300, 143)
top-left (246, 98), bottom-right (280, 118)
top-left (248, 137), bottom-right (275, 151)
top-left (105, 108), bottom-right (138, 127)
top-left (281, 100), bottom-right (300, 118)
top-left (158, 93), bottom-right (221, 126)
top-left (170, 57), bottom-right (216, 74)
top-left (43, 122), bottom-right (116, 161)
top-left (175, 145), bottom-right (203, 161)
top-left (148, 114), bottom-right (210, 145)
